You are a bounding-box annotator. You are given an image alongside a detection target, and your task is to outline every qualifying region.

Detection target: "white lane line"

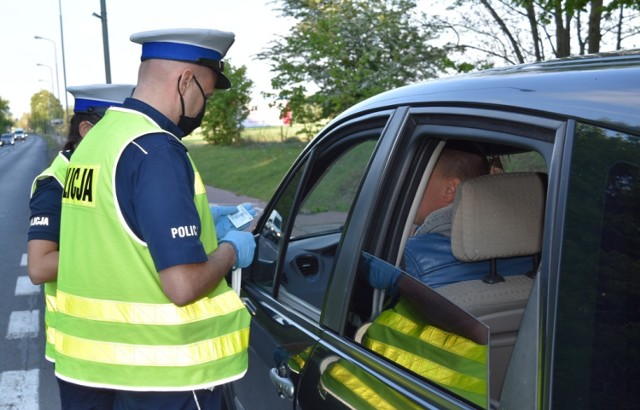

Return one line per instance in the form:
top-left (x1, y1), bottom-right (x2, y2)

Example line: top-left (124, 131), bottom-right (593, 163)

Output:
top-left (21, 253), bottom-right (27, 266)
top-left (0, 369), bottom-right (39, 410)
top-left (15, 276), bottom-right (40, 296)
top-left (6, 310), bottom-right (40, 339)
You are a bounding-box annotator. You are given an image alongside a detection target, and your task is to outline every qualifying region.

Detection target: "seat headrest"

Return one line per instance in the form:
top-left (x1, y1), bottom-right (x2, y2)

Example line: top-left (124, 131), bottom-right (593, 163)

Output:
top-left (451, 172), bottom-right (545, 262)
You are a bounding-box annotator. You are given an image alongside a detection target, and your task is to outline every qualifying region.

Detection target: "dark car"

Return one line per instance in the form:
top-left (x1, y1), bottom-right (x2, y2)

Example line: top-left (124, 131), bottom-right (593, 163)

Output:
top-left (225, 50), bottom-right (640, 409)
top-left (1, 133), bottom-right (15, 146)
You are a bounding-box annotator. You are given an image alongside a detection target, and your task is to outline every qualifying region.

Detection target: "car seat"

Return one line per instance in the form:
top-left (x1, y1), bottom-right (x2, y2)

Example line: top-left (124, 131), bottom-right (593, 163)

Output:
top-left (436, 171), bottom-right (546, 399)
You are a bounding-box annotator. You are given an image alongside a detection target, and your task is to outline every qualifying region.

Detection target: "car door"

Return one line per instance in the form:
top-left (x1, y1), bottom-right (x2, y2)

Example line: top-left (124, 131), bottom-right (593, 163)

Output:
top-left (230, 113), bottom-right (393, 409)
top-left (318, 107), bottom-right (562, 409)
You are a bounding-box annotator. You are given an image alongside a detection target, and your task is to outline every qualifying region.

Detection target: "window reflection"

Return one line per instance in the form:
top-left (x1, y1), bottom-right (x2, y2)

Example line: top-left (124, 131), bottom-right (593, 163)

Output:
top-left (358, 255), bottom-right (490, 408)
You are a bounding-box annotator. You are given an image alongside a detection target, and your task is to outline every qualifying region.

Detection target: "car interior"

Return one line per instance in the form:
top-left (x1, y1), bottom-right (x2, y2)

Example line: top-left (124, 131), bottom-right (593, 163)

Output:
top-left (352, 137), bottom-right (548, 405)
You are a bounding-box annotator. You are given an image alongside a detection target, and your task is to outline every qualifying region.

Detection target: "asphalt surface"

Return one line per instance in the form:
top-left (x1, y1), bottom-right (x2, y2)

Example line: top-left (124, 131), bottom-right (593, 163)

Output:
top-left (205, 186), bottom-right (266, 210)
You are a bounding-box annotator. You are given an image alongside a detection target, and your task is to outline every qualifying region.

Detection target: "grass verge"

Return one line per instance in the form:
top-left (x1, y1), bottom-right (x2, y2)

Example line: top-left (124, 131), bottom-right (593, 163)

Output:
top-left (185, 139), bottom-right (306, 201)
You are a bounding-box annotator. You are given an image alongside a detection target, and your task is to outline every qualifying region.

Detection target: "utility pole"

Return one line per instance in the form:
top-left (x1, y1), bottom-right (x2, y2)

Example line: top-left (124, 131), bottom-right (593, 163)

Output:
top-left (59, 0), bottom-right (69, 119)
top-left (93, 0), bottom-right (112, 83)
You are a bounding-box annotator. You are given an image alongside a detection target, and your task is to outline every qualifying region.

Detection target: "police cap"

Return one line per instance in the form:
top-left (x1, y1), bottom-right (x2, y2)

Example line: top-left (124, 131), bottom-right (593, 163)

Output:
top-left (130, 28), bottom-right (235, 89)
top-left (67, 84), bottom-right (135, 115)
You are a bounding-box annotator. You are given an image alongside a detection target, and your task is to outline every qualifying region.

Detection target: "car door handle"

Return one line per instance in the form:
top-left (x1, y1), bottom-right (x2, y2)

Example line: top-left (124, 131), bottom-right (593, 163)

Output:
top-left (241, 297), bottom-right (257, 316)
top-left (269, 367), bottom-right (294, 400)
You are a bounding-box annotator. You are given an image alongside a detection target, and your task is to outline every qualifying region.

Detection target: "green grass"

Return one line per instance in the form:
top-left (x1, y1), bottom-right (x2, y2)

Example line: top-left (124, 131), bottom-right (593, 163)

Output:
top-left (185, 135), bottom-right (306, 201)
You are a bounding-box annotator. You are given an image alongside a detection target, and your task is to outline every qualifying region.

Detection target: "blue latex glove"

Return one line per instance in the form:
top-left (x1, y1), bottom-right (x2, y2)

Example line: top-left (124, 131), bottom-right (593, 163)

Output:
top-left (219, 230), bottom-right (256, 269)
top-left (361, 252), bottom-right (402, 291)
top-left (210, 203), bottom-right (257, 239)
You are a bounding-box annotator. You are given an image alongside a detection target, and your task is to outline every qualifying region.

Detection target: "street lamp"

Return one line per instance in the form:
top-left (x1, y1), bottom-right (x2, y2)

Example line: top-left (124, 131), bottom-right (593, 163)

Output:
top-left (36, 63), bottom-right (56, 98)
top-left (34, 35), bottom-right (60, 101)
top-left (58, 0), bottom-right (69, 119)
top-left (37, 78), bottom-right (54, 134)
top-left (38, 79), bottom-right (54, 96)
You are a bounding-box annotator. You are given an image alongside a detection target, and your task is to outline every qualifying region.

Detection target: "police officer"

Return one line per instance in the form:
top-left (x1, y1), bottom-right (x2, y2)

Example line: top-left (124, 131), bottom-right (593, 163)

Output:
top-left (28, 84), bottom-right (135, 408)
top-left (55, 28), bottom-right (255, 409)
top-left (28, 84), bottom-right (134, 351)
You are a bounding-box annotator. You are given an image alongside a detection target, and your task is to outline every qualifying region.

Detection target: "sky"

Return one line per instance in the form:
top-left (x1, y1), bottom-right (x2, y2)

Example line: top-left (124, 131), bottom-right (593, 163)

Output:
top-left (0, 0), bottom-right (293, 125)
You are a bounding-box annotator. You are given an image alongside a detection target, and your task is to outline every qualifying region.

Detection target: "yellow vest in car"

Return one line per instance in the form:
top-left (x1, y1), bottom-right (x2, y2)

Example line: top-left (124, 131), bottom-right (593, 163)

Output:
top-left (363, 297), bottom-right (488, 407)
top-left (30, 151), bottom-right (70, 362)
top-left (56, 107), bottom-right (250, 390)
top-left (321, 357), bottom-right (425, 409)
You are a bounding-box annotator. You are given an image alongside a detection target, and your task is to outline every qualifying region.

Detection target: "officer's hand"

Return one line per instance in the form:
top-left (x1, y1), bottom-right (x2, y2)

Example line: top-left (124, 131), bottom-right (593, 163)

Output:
top-left (361, 252), bottom-right (401, 291)
top-left (219, 231), bottom-right (256, 269)
top-left (210, 203), bottom-right (257, 238)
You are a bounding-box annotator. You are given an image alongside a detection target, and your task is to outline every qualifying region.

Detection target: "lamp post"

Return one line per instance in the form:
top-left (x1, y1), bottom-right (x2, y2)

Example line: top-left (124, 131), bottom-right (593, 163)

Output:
top-left (36, 63), bottom-right (56, 99)
top-left (37, 64), bottom-right (56, 134)
top-left (58, 0), bottom-right (69, 119)
top-left (38, 79), bottom-right (54, 96)
top-left (38, 79), bottom-right (54, 134)
top-left (34, 36), bottom-right (60, 101)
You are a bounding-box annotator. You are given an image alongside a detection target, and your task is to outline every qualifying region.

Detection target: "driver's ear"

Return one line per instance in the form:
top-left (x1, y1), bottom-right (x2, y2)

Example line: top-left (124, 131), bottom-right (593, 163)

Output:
top-left (444, 177), bottom-right (462, 204)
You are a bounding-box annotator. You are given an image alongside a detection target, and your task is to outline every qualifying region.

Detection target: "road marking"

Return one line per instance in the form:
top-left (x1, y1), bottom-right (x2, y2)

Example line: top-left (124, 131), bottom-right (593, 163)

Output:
top-left (21, 253), bottom-right (27, 266)
top-left (0, 369), bottom-right (39, 410)
top-left (15, 276), bottom-right (40, 296)
top-left (6, 310), bottom-right (39, 339)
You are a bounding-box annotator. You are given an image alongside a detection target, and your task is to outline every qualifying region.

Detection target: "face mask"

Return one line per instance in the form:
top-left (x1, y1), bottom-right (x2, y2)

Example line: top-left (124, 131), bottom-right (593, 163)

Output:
top-left (177, 75), bottom-right (207, 136)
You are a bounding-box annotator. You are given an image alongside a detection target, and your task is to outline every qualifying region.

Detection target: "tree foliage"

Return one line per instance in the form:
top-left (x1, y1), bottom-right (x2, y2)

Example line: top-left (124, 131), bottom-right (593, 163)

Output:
top-left (200, 63), bottom-right (254, 145)
top-left (259, 0), bottom-right (453, 134)
top-left (0, 96), bottom-right (12, 132)
top-left (28, 90), bottom-right (63, 134)
top-left (438, 0), bottom-right (640, 66)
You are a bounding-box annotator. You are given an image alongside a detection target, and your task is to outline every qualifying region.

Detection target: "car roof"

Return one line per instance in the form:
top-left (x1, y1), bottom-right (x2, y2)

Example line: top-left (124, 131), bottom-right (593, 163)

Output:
top-left (326, 49), bottom-right (640, 134)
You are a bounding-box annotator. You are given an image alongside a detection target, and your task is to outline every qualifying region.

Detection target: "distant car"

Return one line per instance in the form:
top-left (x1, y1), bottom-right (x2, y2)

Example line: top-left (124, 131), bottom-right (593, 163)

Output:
top-left (1, 133), bottom-right (15, 146)
top-left (223, 49), bottom-right (640, 409)
top-left (13, 128), bottom-right (26, 140)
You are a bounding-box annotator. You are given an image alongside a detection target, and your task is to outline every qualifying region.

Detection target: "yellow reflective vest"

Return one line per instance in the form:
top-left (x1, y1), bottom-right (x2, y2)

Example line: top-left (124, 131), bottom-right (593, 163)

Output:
top-left (363, 297), bottom-right (488, 408)
top-left (30, 151), bottom-right (70, 363)
top-left (56, 107), bottom-right (250, 391)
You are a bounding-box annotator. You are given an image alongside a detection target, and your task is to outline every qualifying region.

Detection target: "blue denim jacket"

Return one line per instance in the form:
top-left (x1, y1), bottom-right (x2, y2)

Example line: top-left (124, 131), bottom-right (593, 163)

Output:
top-left (404, 233), bottom-right (534, 288)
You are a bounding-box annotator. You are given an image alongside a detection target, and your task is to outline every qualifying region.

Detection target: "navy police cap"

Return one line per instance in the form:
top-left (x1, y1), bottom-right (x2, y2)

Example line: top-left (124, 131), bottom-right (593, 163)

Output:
top-left (130, 28), bottom-right (235, 89)
top-left (67, 84), bottom-right (135, 115)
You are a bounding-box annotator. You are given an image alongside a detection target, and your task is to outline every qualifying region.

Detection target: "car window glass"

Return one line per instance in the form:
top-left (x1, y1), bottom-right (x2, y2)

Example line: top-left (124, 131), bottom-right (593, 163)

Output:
top-left (553, 124), bottom-right (640, 408)
top-left (498, 150), bottom-right (546, 173)
top-left (251, 133), bottom-right (380, 316)
top-left (292, 141), bottom-right (376, 238)
top-left (277, 140), bottom-right (378, 313)
top-left (252, 158), bottom-right (307, 292)
top-left (358, 255), bottom-right (490, 408)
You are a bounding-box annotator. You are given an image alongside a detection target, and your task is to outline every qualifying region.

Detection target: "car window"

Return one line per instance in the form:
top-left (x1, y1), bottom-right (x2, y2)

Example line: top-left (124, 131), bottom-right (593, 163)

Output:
top-left (251, 126), bottom-right (382, 318)
top-left (349, 124), bottom-right (553, 408)
top-left (292, 141), bottom-right (376, 238)
top-left (552, 124), bottom-right (640, 408)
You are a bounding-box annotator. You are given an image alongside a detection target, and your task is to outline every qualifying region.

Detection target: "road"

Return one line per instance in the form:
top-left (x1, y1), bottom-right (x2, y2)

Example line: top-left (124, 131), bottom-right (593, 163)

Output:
top-left (0, 135), bottom-right (268, 409)
top-left (0, 135), bottom-right (59, 410)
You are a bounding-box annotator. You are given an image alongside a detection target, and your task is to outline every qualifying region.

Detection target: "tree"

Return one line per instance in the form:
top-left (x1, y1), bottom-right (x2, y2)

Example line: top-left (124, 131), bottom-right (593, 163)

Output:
top-left (438, 0), bottom-right (640, 67)
top-left (0, 96), bottom-right (12, 132)
top-left (28, 90), bottom-right (63, 134)
top-left (200, 63), bottom-right (254, 145)
top-left (259, 0), bottom-right (453, 136)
